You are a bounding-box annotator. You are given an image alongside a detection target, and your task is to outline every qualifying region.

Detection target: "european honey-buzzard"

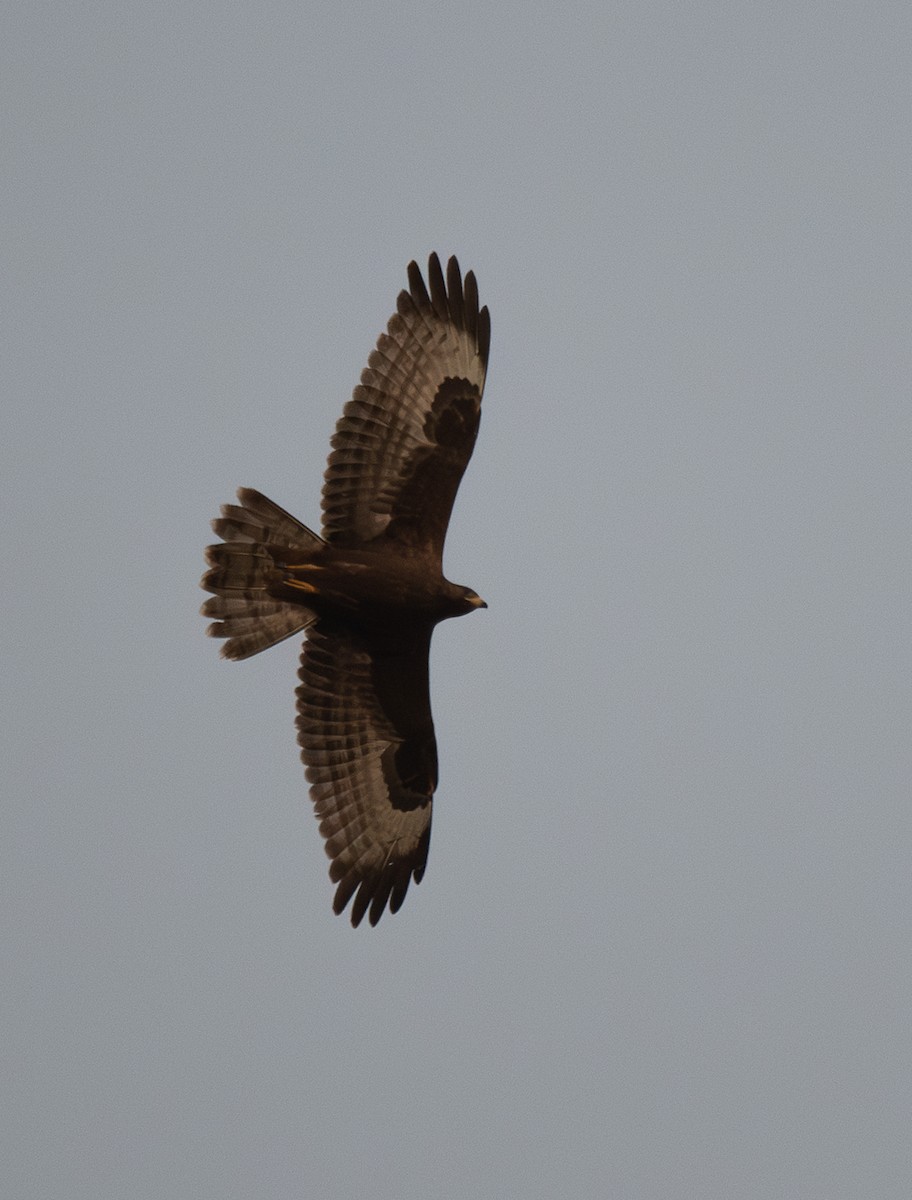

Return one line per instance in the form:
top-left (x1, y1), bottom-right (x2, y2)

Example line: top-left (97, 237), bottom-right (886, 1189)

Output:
top-left (201, 255), bottom-right (490, 926)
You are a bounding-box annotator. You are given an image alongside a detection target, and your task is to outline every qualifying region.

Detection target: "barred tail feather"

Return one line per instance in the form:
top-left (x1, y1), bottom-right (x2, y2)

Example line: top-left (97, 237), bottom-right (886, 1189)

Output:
top-left (201, 488), bottom-right (321, 660)
top-left (211, 487), bottom-right (326, 547)
top-left (202, 592), bottom-right (315, 660)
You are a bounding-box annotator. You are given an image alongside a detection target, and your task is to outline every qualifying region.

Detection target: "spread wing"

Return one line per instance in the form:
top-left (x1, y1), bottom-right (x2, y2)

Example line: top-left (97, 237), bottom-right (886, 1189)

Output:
top-left (296, 623), bottom-right (437, 927)
top-left (321, 253), bottom-right (490, 565)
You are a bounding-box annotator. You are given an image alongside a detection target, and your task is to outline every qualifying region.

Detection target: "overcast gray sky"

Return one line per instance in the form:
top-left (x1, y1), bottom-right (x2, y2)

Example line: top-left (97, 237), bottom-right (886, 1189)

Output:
top-left (3, 3), bottom-right (910, 1197)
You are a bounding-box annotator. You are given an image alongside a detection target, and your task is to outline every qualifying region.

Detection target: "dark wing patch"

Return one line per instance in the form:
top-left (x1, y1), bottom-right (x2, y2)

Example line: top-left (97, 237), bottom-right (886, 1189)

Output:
top-left (296, 624), bottom-right (437, 927)
top-left (321, 254), bottom-right (490, 564)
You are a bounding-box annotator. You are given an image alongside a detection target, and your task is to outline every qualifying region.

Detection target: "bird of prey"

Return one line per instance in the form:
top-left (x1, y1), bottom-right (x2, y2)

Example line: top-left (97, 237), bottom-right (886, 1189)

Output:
top-left (201, 254), bottom-right (490, 927)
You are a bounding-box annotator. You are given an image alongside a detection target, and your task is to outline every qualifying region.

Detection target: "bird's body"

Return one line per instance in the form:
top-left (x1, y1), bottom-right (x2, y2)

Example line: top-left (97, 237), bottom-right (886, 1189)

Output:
top-left (279, 546), bottom-right (485, 629)
top-left (201, 254), bottom-right (489, 926)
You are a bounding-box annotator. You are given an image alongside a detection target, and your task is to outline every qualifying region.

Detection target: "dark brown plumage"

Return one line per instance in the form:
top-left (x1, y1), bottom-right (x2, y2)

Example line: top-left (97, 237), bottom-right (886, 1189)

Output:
top-left (201, 254), bottom-right (489, 926)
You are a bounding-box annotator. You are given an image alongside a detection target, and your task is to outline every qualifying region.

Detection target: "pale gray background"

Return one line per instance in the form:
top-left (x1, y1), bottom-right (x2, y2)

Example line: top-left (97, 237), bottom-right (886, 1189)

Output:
top-left (3, 3), bottom-right (910, 1198)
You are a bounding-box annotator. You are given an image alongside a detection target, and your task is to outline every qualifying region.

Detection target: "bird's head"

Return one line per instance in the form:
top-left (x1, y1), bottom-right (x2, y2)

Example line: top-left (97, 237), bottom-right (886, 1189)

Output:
top-left (443, 582), bottom-right (487, 616)
top-left (462, 588), bottom-right (487, 611)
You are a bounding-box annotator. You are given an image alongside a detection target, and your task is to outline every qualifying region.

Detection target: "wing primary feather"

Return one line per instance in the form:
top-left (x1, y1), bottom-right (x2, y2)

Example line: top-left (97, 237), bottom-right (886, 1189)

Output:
top-left (350, 880), bottom-right (373, 927)
top-left (369, 871), bottom-right (398, 927)
top-left (477, 304), bottom-right (491, 367)
top-left (427, 252), bottom-right (449, 320)
top-left (332, 874), bottom-right (360, 918)
top-left (446, 256), bottom-right (465, 329)
top-left (463, 270), bottom-right (479, 340)
top-left (406, 260), bottom-right (430, 307)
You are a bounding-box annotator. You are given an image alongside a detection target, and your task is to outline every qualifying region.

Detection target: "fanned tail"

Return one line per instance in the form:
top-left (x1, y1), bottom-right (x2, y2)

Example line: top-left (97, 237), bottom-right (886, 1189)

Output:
top-left (201, 488), bottom-right (323, 660)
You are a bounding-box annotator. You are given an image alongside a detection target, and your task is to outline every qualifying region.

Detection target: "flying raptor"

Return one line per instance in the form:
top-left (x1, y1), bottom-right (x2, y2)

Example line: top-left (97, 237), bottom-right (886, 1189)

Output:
top-left (201, 254), bottom-right (490, 926)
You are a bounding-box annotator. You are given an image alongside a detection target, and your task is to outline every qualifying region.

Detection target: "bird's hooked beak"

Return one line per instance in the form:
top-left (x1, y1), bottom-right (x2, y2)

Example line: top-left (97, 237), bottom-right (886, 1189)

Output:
top-left (469, 593), bottom-right (487, 609)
